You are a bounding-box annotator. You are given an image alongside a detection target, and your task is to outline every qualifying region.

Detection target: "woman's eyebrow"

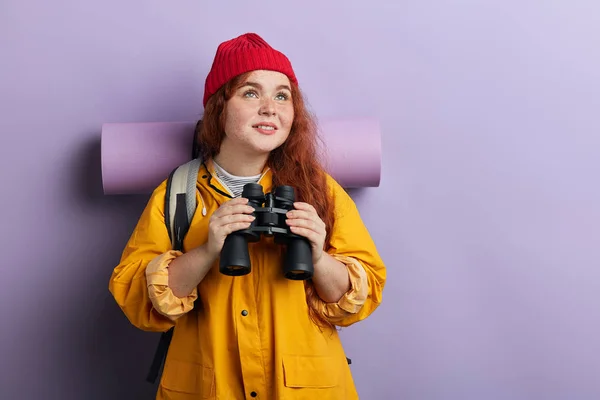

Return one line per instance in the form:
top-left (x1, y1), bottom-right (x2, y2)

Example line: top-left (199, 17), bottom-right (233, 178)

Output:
top-left (241, 82), bottom-right (291, 92)
top-left (242, 81), bottom-right (261, 89)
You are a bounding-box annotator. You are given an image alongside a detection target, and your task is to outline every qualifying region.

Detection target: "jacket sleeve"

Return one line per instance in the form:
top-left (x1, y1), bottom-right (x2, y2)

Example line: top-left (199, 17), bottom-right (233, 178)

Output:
top-left (309, 176), bottom-right (387, 327)
top-left (108, 181), bottom-right (197, 332)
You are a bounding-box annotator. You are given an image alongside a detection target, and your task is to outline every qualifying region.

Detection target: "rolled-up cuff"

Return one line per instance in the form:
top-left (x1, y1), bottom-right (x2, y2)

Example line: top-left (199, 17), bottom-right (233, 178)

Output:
top-left (146, 250), bottom-right (198, 321)
top-left (330, 255), bottom-right (369, 313)
top-left (309, 255), bottom-right (368, 320)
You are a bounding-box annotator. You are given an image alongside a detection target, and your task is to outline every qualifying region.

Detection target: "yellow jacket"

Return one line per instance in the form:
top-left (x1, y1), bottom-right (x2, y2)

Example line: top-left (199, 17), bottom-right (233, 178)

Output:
top-left (109, 160), bottom-right (386, 399)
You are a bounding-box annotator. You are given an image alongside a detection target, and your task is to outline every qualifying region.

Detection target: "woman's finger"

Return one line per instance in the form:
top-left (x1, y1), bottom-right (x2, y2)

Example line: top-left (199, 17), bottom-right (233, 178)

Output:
top-left (289, 225), bottom-right (319, 243)
top-left (293, 202), bottom-right (317, 214)
top-left (287, 210), bottom-right (324, 226)
top-left (222, 221), bottom-right (253, 235)
top-left (222, 212), bottom-right (255, 223)
top-left (286, 217), bottom-right (321, 233)
top-left (215, 203), bottom-right (255, 218)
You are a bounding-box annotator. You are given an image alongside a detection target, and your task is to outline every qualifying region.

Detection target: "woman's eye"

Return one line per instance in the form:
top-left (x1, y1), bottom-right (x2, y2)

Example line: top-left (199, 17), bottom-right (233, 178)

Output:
top-left (243, 90), bottom-right (258, 98)
top-left (275, 93), bottom-right (289, 101)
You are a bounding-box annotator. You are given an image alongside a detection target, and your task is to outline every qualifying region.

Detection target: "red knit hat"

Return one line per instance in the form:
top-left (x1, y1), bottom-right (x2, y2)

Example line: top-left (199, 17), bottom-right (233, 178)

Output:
top-left (203, 33), bottom-right (298, 106)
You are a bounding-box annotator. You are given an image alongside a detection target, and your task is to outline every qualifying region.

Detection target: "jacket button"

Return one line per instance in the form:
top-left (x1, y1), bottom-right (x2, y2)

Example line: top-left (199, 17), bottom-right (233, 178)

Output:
top-left (241, 310), bottom-right (248, 316)
top-left (250, 391), bottom-right (257, 397)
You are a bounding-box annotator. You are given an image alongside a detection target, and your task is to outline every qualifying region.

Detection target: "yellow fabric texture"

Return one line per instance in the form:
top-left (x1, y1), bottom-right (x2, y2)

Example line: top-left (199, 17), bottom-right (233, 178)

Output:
top-left (109, 160), bottom-right (386, 399)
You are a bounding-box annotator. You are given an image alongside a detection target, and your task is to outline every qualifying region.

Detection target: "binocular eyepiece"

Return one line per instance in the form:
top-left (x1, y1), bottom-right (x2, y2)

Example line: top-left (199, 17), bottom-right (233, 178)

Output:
top-left (219, 183), bottom-right (314, 281)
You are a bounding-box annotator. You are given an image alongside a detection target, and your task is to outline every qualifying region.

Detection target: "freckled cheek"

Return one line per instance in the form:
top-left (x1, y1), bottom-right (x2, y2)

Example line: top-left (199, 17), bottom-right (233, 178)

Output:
top-left (227, 114), bottom-right (248, 130)
top-left (278, 108), bottom-right (294, 130)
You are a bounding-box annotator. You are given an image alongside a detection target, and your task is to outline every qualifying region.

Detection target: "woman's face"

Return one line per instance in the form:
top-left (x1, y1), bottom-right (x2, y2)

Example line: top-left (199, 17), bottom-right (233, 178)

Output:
top-left (221, 70), bottom-right (294, 159)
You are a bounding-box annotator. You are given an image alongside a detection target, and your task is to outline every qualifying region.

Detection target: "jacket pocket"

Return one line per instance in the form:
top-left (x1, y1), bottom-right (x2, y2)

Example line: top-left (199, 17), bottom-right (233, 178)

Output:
top-left (282, 354), bottom-right (339, 388)
top-left (161, 359), bottom-right (215, 398)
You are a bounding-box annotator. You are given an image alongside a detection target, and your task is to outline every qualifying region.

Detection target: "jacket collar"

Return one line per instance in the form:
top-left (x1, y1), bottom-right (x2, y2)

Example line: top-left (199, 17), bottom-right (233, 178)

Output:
top-left (200, 158), bottom-right (273, 203)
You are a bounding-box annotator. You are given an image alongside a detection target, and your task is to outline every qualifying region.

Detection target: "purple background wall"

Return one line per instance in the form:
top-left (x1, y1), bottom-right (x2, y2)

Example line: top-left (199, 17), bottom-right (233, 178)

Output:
top-left (1, 1), bottom-right (599, 399)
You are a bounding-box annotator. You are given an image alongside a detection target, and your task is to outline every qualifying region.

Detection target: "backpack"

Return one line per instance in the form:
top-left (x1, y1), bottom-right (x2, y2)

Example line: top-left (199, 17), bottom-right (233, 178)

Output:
top-left (145, 121), bottom-right (351, 384)
top-left (146, 156), bottom-right (203, 384)
top-left (146, 120), bottom-right (204, 384)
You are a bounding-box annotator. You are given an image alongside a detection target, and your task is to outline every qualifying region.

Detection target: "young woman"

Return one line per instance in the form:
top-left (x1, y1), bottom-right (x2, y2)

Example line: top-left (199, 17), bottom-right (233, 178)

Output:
top-left (109, 32), bottom-right (386, 399)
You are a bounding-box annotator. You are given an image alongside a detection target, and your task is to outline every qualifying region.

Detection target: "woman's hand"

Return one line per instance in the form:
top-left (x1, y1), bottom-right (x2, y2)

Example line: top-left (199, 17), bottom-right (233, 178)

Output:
top-left (206, 197), bottom-right (256, 258)
top-left (285, 202), bottom-right (326, 264)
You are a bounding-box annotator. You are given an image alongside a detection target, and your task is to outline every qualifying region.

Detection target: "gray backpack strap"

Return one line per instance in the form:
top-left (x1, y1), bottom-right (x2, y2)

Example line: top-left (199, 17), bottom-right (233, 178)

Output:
top-left (164, 158), bottom-right (202, 251)
top-left (148, 157), bottom-right (202, 385)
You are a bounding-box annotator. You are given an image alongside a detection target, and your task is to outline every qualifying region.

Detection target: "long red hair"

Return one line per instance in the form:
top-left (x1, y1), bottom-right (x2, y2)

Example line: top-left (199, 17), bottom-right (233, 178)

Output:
top-left (198, 72), bottom-right (336, 329)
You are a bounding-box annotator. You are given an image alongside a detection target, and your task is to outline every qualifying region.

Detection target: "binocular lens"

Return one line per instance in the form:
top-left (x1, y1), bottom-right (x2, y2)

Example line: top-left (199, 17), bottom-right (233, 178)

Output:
top-left (219, 234), bottom-right (251, 276)
top-left (242, 183), bottom-right (265, 201)
top-left (274, 185), bottom-right (295, 202)
top-left (283, 237), bottom-right (313, 280)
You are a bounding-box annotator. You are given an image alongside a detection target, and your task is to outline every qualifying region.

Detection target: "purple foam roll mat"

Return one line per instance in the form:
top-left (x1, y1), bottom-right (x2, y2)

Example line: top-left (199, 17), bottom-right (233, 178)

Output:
top-left (101, 117), bottom-right (381, 195)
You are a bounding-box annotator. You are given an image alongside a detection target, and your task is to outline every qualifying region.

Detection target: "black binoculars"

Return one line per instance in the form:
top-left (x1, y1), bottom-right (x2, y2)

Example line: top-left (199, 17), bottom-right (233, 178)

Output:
top-left (219, 183), bottom-right (314, 280)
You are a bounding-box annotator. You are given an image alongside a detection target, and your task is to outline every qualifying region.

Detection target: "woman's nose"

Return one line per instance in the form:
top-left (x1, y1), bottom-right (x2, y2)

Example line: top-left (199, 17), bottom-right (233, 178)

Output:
top-left (259, 98), bottom-right (276, 115)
